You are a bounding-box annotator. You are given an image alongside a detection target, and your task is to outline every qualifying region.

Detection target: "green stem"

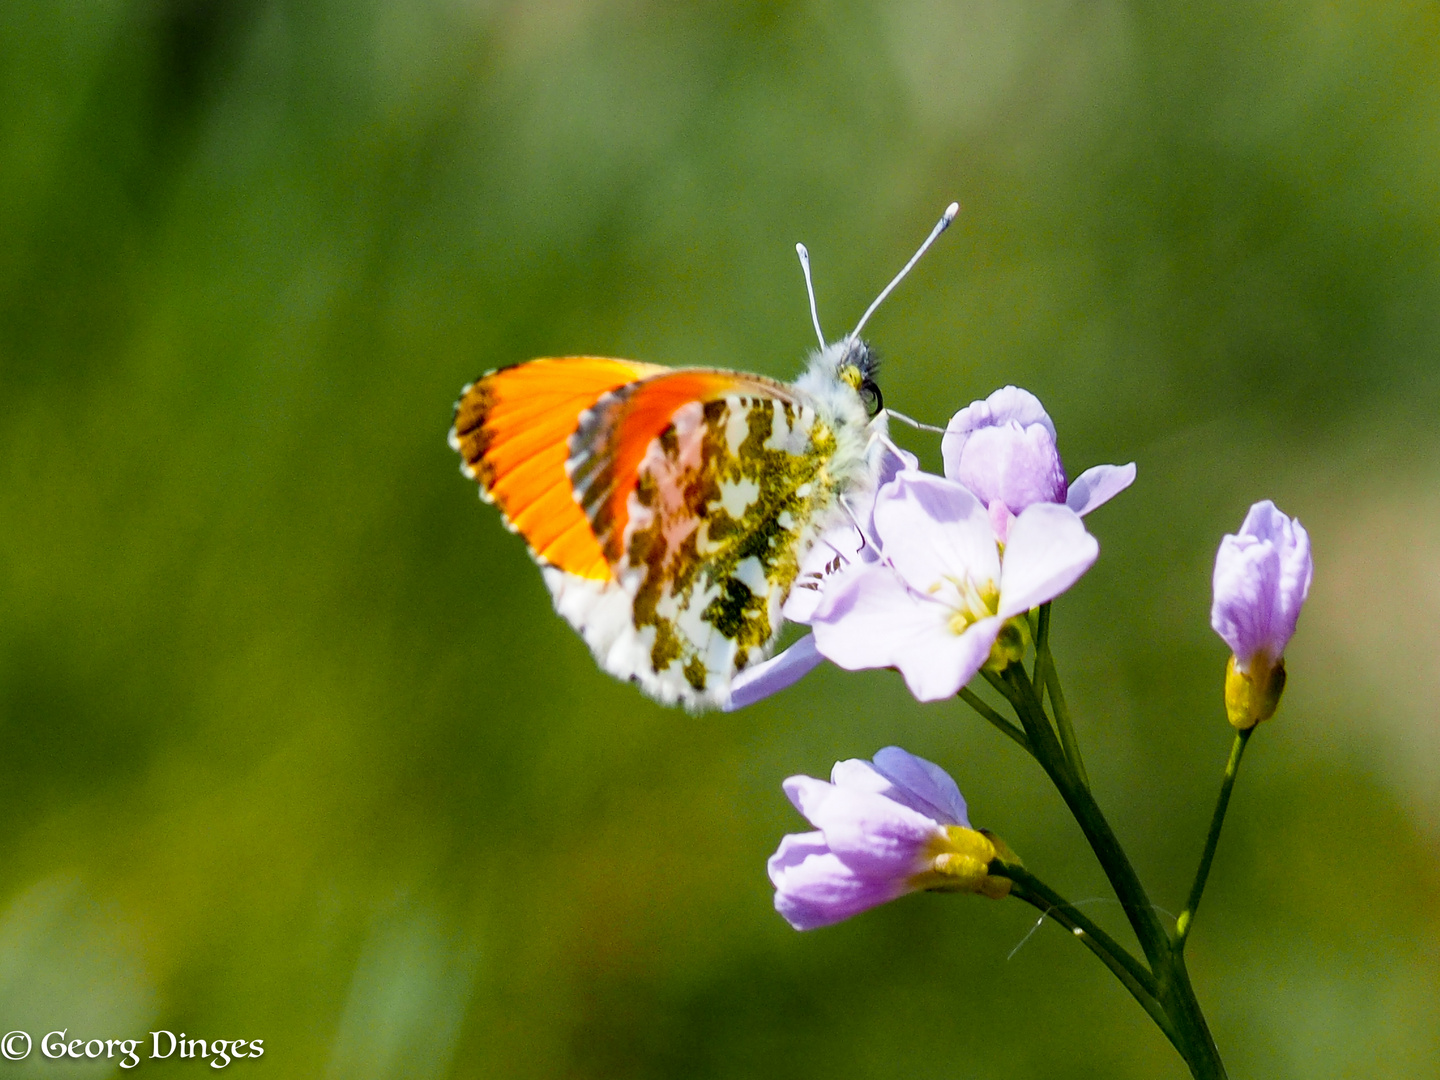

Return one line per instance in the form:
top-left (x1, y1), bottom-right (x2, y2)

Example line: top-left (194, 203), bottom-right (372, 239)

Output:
top-left (1035, 609), bottom-right (1090, 791)
top-left (998, 863), bottom-right (1159, 998)
top-left (1175, 728), bottom-right (1252, 950)
top-left (958, 687), bottom-right (1031, 754)
top-left (983, 659), bottom-right (1229, 1077)
top-left (997, 664), bottom-right (1172, 973)
top-left (1031, 604), bottom-right (1052, 695)
top-left (1164, 950), bottom-right (1227, 1080)
top-left (1001, 864), bottom-right (1182, 1055)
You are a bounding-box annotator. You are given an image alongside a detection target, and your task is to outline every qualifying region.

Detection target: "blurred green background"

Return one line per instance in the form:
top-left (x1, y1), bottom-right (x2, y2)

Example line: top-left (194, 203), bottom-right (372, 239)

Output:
top-left (2, 1), bottom-right (1438, 1076)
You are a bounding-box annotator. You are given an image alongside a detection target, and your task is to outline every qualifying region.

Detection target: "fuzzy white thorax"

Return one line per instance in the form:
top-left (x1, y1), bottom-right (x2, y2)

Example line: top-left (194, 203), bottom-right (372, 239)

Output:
top-left (792, 341), bottom-right (889, 501)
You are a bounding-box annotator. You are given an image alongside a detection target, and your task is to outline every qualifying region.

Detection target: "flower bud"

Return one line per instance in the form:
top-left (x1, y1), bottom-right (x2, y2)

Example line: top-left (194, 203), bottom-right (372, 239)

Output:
top-left (1210, 500), bottom-right (1312, 726)
top-left (942, 385), bottom-right (1136, 542)
top-left (1223, 653), bottom-right (1286, 730)
top-left (769, 748), bottom-right (1013, 929)
top-left (984, 616), bottom-right (1031, 672)
top-left (943, 387), bottom-right (1066, 522)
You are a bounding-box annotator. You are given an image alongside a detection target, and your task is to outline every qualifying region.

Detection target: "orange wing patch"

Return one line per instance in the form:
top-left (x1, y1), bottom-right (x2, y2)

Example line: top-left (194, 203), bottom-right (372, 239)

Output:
top-left (450, 356), bottom-right (664, 579)
top-left (567, 369), bottom-right (797, 561)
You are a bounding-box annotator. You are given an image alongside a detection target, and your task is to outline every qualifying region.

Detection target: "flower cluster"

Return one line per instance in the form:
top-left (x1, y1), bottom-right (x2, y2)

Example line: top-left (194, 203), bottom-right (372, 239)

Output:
top-left (749, 385), bottom-right (1130, 928)
top-left (727, 386), bottom-right (1134, 709)
top-left (751, 383), bottom-right (1315, 938)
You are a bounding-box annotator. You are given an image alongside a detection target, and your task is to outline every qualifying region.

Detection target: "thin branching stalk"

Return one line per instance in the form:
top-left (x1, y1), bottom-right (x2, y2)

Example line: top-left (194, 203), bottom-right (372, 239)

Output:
top-left (958, 687), bottom-right (1031, 753)
top-left (1176, 728), bottom-right (1252, 949)
top-left (968, 659), bottom-right (1230, 1079)
top-left (1035, 605), bottom-right (1089, 791)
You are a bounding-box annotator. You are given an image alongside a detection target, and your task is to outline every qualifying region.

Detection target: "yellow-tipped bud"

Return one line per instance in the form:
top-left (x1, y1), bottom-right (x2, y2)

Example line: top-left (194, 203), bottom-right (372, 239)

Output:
top-left (919, 827), bottom-right (1016, 899)
top-left (1224, 653), bottom-right (1286, 730)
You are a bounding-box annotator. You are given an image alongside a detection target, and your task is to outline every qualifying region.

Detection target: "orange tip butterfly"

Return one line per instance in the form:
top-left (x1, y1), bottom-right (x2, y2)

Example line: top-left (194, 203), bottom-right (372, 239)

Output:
top-left (450, 202), bottom-right (959, 709)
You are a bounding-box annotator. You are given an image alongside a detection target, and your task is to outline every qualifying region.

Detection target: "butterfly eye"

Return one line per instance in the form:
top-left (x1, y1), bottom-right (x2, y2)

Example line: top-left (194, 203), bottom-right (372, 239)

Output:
top-left (859, 378), bottom-right (884, 417)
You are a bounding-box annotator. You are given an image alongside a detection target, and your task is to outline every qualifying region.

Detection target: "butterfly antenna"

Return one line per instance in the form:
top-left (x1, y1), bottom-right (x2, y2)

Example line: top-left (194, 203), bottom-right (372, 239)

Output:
top-left (795, 243), bottom-right (827, 349)
top-left (849, 201), bottom-right (960, 340)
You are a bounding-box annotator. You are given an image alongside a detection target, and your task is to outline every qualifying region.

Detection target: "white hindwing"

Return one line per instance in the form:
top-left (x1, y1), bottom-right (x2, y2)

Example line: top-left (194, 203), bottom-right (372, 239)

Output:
top-left (545, 352), bottom-right (884, 709)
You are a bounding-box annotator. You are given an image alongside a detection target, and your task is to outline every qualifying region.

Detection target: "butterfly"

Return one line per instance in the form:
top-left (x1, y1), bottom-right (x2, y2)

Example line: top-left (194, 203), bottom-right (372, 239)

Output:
top-left (450, 204), bottom-right (958, 710)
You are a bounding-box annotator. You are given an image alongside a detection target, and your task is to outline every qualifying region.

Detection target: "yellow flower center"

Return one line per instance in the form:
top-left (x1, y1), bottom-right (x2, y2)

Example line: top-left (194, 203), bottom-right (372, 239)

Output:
top-left (932, 575), bottom-right (1000, 636)
top-left (927, 573), bottom-right (1032, 671)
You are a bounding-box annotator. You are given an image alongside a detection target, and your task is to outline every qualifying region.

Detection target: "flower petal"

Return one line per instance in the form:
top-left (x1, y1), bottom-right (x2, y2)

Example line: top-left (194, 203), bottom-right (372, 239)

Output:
top-left (943, 386), bottom-right (1056, 453)
top-left (829, 757), bottom-right (893, 795)
top-left (996, 503), bottom-right (1099, 618)
top-left (988, 500), bottom-right (1017, 544)
top-left (722, 634), bottom-right (825, 711)
top-left (769, 838), bottom-right (913, 930)
top-left (782, 774), bottom-right (835, 819)
top-left (810, 562), bottom-right (1002, 701)
top-left (830, 751), bottom-right (970, 827)
top-left (768, 747), bottom-right (982, 930)
top-left (768, 829), bottom-right (831, 878)
top-left (894, 615), bottom-right (1002, 702)
top-left (871, 471), bottom-right (1000, 599)
top-left (810, 561), bottom-right (947, 669)
top-left (949, 422), bottom-right (1067, 512)
top-left (874, 441), bottom-right (920, 497)
top-left (1238, 499), bottom-right (1286, 542)
top-left (783, 528), bottom-right (867, 622)
top-left (1211, 535), bottom-right (1278, 665)
top-left (783, 775), bottom-right (945, 875)
top-left (943, 387), bottom-right (1061, 511)
top-left (1210, 501), bottom-right (1312, 669)
top-left (870, 746), bottom-right (970, 827)
top-left (1240, 501), bottom-right (1314, 640)
top-left (1065, 462), bottom-right (1137, 516)
top-left (1275, 521), bottom-right (1313, 643)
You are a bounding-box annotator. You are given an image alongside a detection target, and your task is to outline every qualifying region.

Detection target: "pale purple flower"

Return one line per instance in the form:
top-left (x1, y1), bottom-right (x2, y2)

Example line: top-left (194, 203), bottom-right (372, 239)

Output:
top-left (942, 386), bottom-right (1135, 541)
top-left (768, 747), bottom-right (1012, 930)
top-left (1211, 500), bottom-right (1313, 675)
top-left (808, 471), bottom-right (1098, 702)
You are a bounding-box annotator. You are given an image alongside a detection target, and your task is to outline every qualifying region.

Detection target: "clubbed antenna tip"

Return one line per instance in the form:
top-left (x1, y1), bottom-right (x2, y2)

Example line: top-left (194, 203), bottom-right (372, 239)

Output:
top-left (850, 200), bottom-right (962, 340)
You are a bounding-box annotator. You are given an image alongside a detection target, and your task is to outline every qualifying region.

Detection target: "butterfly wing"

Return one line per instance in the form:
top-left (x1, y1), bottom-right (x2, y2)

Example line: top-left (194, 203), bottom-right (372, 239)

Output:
top-left (451, 355), bottom-right (879, 710)
top-left (449, 356), bottom-right (666, 579)
top-left (551, 369), bottom-right (877, 709)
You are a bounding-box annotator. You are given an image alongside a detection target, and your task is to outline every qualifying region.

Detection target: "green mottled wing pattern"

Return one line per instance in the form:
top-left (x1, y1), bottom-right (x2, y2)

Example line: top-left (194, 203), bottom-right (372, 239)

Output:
top-left (545, 384), bottom-right (864, 710)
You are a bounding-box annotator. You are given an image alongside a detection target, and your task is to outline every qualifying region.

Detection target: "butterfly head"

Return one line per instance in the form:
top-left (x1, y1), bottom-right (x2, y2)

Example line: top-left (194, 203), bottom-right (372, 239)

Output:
top-left (792, 335), bottom-right (884, 429)
top-left (832, 336), bottom-right (883, 416)
top-left (794, 201), bottom-right (958, 421)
